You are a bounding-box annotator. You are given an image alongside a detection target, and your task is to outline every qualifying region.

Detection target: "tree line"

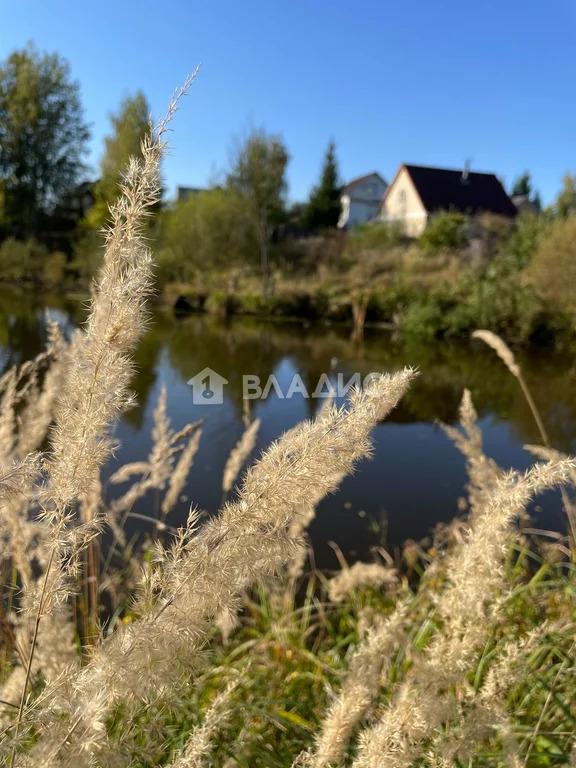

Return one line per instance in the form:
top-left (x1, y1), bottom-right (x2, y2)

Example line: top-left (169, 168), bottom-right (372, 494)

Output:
top-left (2, 43), bottom-right (576, 293)
top-left (0, 45), bottom-right (344, 286)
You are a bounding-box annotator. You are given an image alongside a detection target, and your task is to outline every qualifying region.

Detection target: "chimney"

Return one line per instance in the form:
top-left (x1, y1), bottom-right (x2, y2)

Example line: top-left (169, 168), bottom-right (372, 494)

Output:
top-left (461, 159), bottom-right (471, 183)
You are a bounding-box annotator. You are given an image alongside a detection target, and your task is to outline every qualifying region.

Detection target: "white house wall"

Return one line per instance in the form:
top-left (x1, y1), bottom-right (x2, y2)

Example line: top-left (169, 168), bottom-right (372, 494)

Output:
top-left (378, 167), bottom-right (428, 236)
top-left (339, 175), bottom-right (387, 228)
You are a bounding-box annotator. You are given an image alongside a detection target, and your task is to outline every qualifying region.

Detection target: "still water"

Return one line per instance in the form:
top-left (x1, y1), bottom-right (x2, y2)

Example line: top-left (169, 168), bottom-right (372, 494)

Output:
top-left (1, 287), bottom-right (574, 569)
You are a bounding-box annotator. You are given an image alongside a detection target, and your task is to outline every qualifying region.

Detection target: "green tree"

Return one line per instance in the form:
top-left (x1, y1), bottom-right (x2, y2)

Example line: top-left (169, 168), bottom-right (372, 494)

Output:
top-left (86, 91), bottom-right (150, 228)
top-left (524, 217), bottom-right (576, 316)
top-left (511, 172), bottom-right (532, 197)
top-left (227, 130), bottom-right (289, 296)
top-left (0, 44), bottom-right (90, 238)
top-left (554, 172), bottom-right (576, 218)
top-left (156, 188), bottom-right (258, 284)
top-left (306, 140), bottom-right (341, 230)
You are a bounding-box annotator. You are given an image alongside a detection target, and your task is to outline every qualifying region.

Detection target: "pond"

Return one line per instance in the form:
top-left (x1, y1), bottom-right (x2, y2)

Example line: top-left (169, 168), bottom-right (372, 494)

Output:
top-left (1, 286), bottom-right (574, 569)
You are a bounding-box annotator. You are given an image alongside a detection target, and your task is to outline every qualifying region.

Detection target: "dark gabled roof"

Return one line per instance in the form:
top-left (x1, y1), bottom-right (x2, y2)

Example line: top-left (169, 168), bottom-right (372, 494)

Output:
top-left (402, 164), bottom-right (517, 217)
top-left (341, 172), bottom-right (387, 194)
top-left (177, 185), bottom-right (206, 202)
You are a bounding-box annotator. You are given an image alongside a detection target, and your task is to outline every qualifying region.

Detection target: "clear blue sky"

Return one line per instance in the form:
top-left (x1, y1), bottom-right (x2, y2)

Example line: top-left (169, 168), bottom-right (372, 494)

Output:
top-left (1, 0), bottom-right (574, 205)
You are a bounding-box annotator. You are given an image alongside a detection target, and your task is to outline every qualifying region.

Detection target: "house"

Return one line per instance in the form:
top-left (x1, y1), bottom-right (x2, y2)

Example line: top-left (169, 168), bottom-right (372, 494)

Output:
top-left (378, 164), bottom-right (517, 237)
top-left (57, 180), bottom-right (96, 221)
top-left (338, 172), bottom-right (388, 229)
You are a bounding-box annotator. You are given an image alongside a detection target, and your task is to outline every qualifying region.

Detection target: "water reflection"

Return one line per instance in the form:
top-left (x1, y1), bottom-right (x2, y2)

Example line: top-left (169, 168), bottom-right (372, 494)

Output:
top-left (1, 287), bottom-right (574, 568)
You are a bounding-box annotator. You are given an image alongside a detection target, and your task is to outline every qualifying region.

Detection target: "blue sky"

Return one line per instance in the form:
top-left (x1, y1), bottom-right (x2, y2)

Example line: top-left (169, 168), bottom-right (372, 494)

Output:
top-left (1, 0), bottom-right (574, 205)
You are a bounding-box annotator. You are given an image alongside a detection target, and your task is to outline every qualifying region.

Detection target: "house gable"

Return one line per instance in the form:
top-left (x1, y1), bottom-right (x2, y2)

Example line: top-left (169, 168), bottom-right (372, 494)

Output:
top-left (379, 165), bottom-right (428, 236)
top-left (341, 172), bottom-right (387, 200)
top-left (339, 172), bottom-right (387, 228)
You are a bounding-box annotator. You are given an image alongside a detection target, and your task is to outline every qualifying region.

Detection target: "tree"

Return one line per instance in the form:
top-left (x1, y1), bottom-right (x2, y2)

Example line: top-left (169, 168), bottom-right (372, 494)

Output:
top-left (156, 188), bottom-right (258, 284)
top-left (86, 91), bottom-right (150, 228)
top-left (524, 217), bottom-right (576, 316)
top-left (511, 172), bottom-right (532, 198)
top-left (306, 140), bottom-right (341, 230)
top-left (0, 44), bottom-right (90, 238)
top-left (227, 130), bottom-right (289, 296)
top-left (554, 172), bottom-right (576, 218)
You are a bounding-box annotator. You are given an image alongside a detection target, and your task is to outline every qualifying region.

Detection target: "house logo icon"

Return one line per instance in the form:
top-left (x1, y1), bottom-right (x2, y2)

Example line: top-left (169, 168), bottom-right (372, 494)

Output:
top-left (187, 367), bottom-right (228, 405)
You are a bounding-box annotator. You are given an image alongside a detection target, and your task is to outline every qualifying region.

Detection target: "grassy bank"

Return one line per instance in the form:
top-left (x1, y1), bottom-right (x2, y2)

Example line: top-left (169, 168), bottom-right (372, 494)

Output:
top-left (3, 211), bottom-right (576, 347)
top-left (159, 213), bottom-right (576, 347)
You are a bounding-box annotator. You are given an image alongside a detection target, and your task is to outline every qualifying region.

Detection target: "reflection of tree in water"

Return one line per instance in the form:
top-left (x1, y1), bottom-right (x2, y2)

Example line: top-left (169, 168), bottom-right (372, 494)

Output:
top-left (154, 312), bottom-right (576, 452)
top-left (123, 327), bottom-right (163, 430)
top-left (0, 288), bottom-right (85, 371)
top-left (1, 285), bottom-right (575, 456)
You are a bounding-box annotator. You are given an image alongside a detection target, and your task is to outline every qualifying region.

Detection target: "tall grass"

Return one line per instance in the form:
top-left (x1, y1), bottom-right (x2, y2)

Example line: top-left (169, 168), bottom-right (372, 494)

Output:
top-left (0, 84), bottom-right (575, 767)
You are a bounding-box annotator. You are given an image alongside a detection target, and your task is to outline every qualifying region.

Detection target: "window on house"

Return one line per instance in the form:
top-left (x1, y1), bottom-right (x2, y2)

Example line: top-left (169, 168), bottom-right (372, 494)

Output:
top-left (398, 189), bottom-right (406, 204)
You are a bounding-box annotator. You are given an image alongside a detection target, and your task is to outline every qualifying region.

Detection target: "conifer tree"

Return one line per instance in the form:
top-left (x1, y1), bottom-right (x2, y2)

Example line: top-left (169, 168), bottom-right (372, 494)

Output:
top-left (306, 141), bottom-right (342, 230)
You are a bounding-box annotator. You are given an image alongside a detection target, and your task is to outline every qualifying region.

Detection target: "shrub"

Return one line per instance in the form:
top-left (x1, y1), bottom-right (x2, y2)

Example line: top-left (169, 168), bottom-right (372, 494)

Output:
top-left (342, 222), bottom-right (405, 268)
top-left (400, 292), bottom-right (449, 338)
top-left (524, 216), bottom-right (576, 317)
top-left (497, 211), bottom-right (548, 271)
top-left (43, 250), bottom-right (67, 285)
top-left (418, 211), bottom-right (467, 253)
top-left (69, 229), bottom-right (105, 283)
top-left (156, 187), bottom-right (259, 280)
top-left (0, 237), bottom-right (48, 281)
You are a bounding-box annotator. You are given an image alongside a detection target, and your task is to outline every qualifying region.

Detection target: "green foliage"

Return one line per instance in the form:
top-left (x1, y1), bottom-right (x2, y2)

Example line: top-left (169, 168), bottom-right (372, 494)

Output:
top-left (525, 216), bottom-right (576, 316)
top-left (0, 237), bottom-right (49, 281)
top-left (345, 221), bottom-right (405, 255)
top-left (306, 140), bottom-right (341, 230)
top-left (0, 45), bottom-right (90, 238)
top-left (418, 212), bottom-right (467, 253)
top-left (68, 229), bottom-right (105, 283)
top-left (227, 130), bottom-right (289, 225)
top-left (86, 91), bottom-right (151, 229)
top-left (227, 129), bottom-right (289, 294)
top-left (155, 188), bottom-right (258, 285)
top-left (498, 212), bottom-right (549, 271)
top-left (101, 558), bottom-right (576, 767)
top-left (553, 172), bottom-right (576, 218)
top-left (43, 250), bottom-right (67, 285)
top-left (400, 292), bottom-right (450, 339)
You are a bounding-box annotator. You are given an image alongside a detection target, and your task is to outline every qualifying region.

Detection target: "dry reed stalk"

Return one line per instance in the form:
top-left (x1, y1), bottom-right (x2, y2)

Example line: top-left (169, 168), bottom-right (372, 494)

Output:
top-left (327, 561), bottom-right (397, 603)
top-left (17, 319), bottom-right (69, 456)
top-left (441, 389), bottom-right (500, 517)
top-left (222, 417), bottom-right (261, 495)
top-left (105, 388), bottom-right (202, 551)
top-left (6, 75), bottom-right (198, 763)
top-left (0, 369), bottom-right (18, 469)
top-left (350, 459), bottom-right (575, 768)
top-left (472, 330), bottom-right (549, 443)
top-left (285, 399), bottom-right (346, 580)
top-left (12, 369), bottom-right (415, 766)
top-left (425, 624), bottom-right (550, 766)
top-left (165, 680), bottom-right (239, 768)
top-left (473, 329), bottom-right (576, 543)
top-left (161, 428), bottom-right (203, 520)
top-left (306, 602), bottom-right (408, 768)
